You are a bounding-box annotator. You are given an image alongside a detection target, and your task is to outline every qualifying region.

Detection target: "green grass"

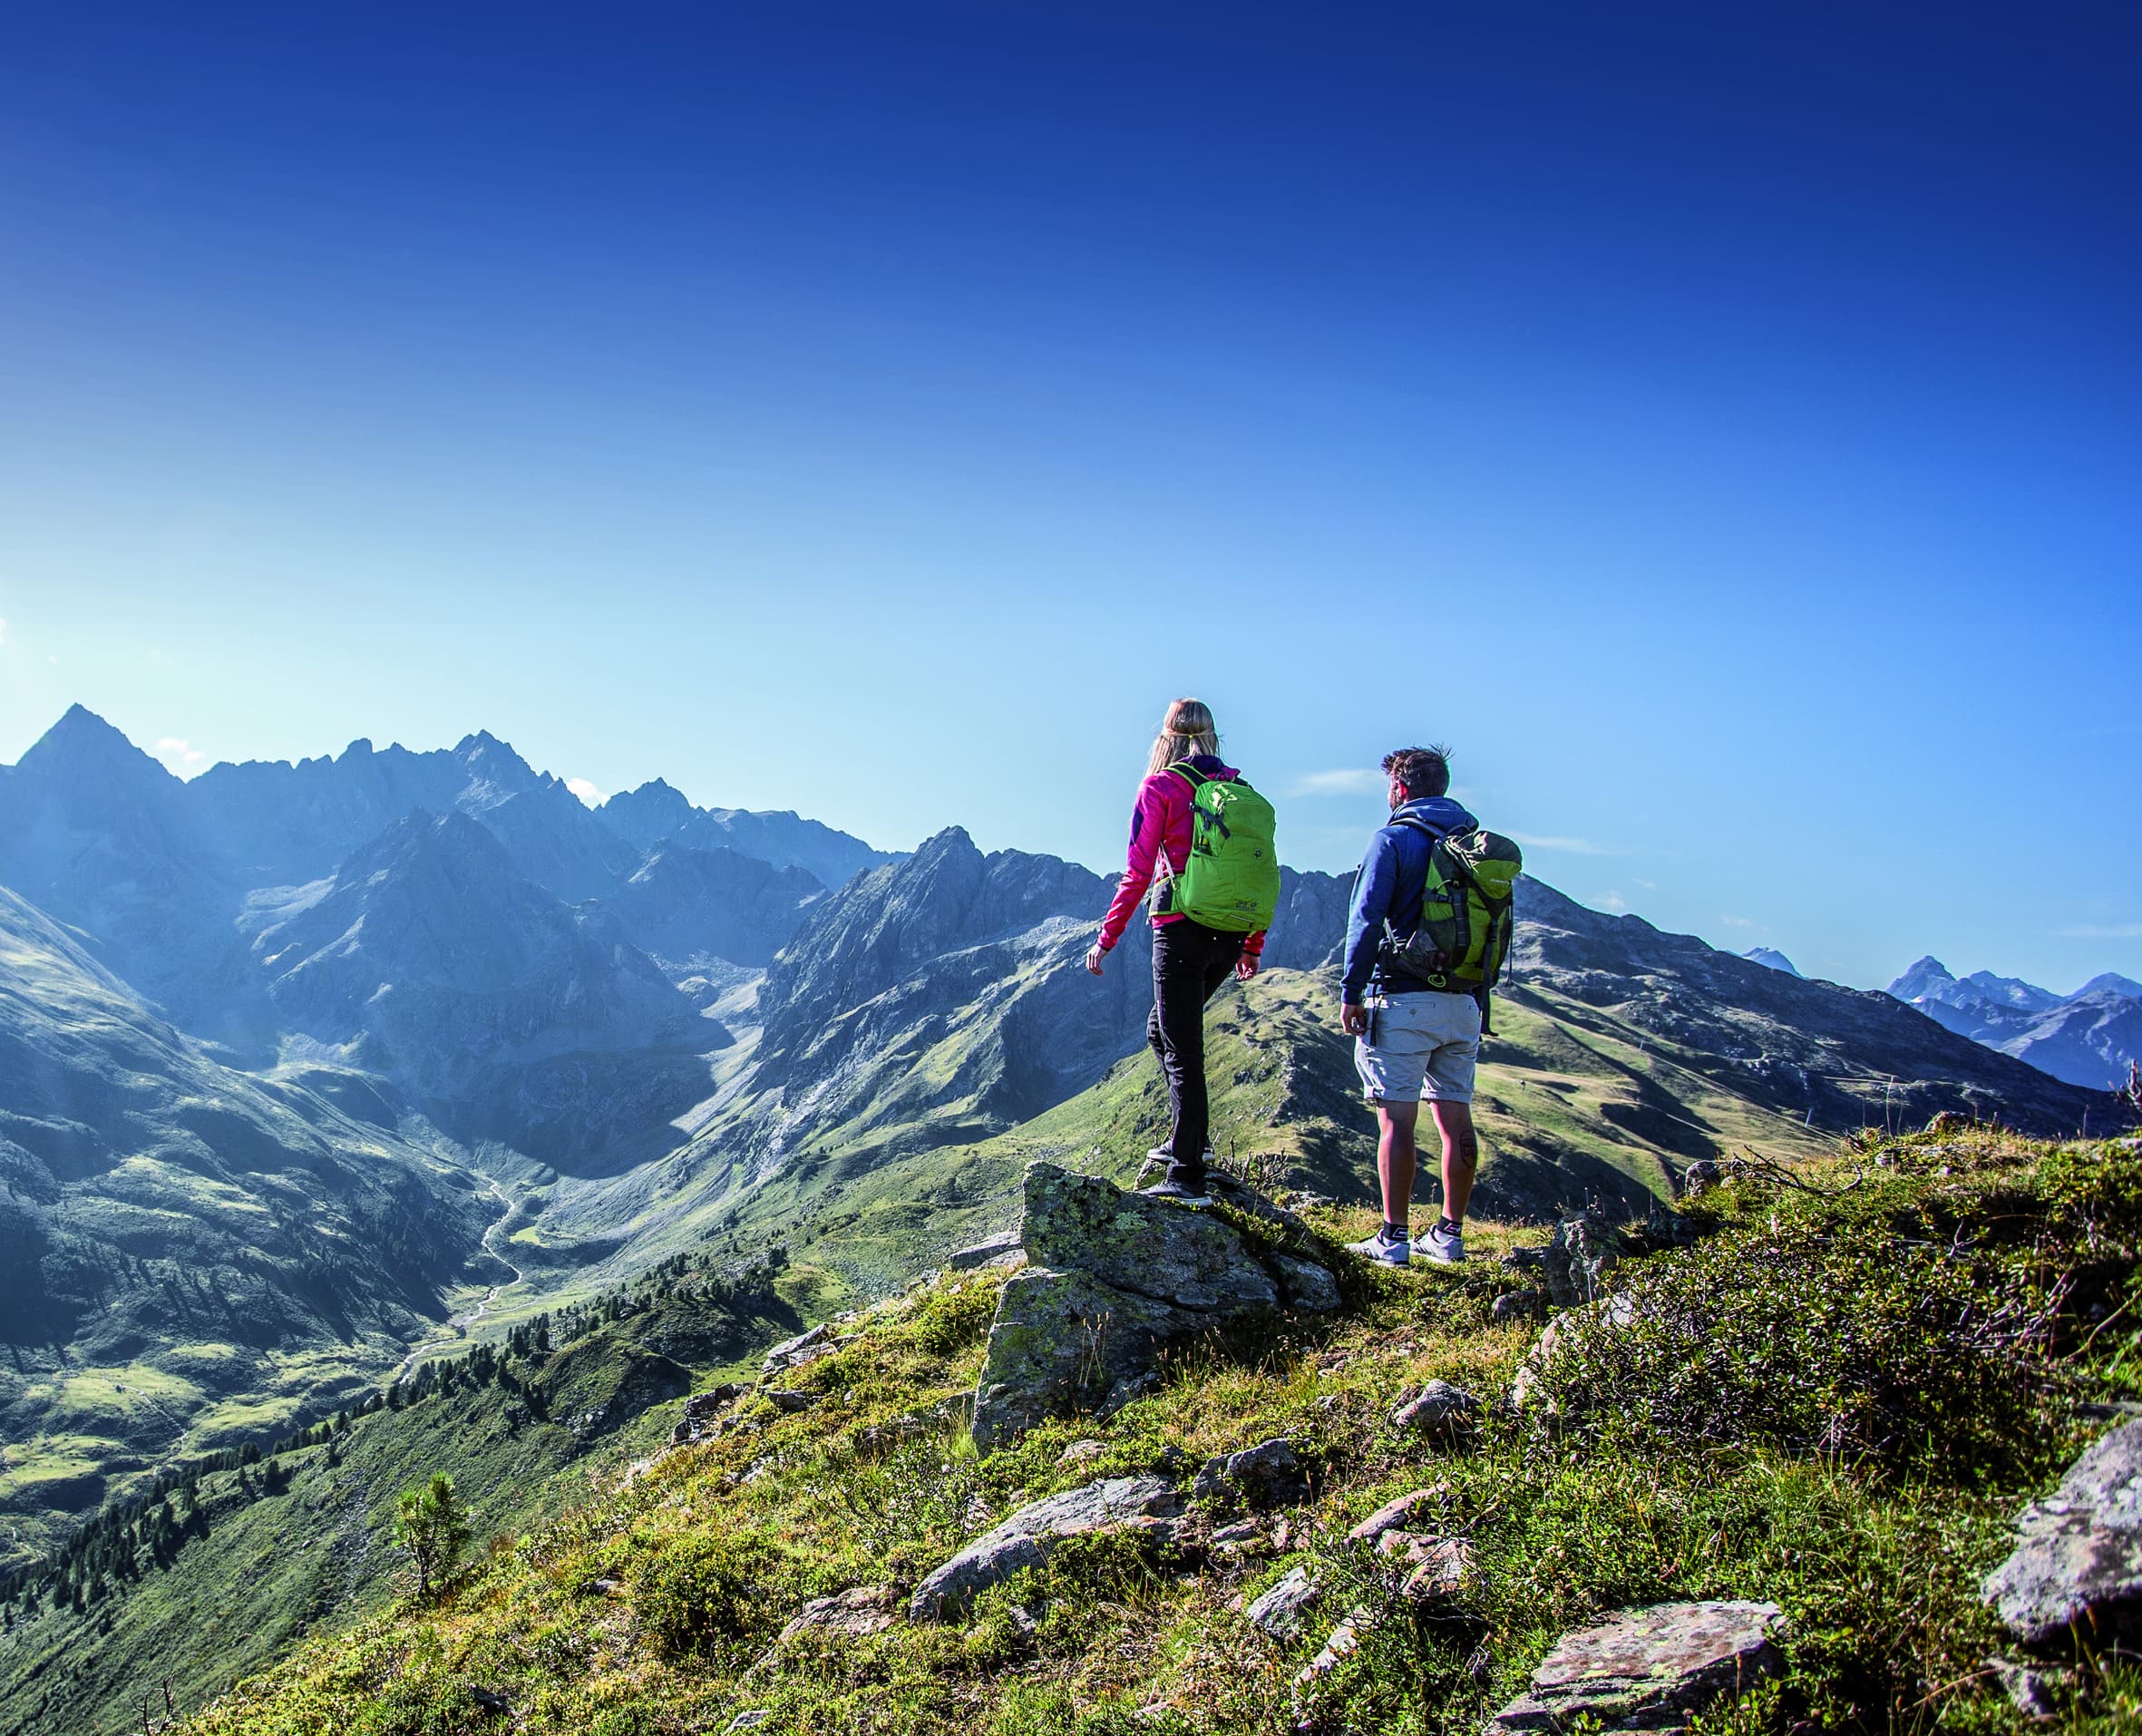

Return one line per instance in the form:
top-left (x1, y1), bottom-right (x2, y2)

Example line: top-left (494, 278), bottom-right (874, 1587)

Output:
top-left (73, 1126), bottom-right (2140, 1736)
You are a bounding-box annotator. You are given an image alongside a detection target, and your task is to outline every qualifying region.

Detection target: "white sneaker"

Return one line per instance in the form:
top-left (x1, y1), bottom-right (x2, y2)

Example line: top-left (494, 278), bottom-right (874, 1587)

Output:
top-left (1347, 1228), bottom-right (1411, 1266)
top-left (1418, 1221), bottom-right (1466, 1264)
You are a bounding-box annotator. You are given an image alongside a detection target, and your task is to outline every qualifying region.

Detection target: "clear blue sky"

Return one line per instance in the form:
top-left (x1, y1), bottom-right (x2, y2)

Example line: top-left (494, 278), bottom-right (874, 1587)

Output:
top-left (1, 3), bottom-right (2136, 992)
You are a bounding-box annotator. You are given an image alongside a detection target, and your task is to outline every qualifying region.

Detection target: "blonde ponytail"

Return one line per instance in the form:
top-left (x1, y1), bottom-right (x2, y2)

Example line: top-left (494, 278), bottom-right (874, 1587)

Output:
top-left (1146, 697), bottom-right (1220, 776)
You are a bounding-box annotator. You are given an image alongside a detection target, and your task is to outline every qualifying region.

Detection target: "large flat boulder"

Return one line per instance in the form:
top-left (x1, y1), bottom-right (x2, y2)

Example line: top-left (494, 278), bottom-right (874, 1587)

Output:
top-left (909, 1475), bottom-right (1183, 1619)
top-left (1487, 1600), bottom-right (1786, 1734)
top-left (969, 1163), bottom-right (1340, 1449)
top-left (1983, 1417), bottom-right (2142, 1643)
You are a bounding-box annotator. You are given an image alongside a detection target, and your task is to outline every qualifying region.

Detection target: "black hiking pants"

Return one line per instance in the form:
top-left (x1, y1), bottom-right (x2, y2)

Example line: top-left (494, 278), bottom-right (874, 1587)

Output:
top-left (1147, 917), bottom-right (1248, 1185)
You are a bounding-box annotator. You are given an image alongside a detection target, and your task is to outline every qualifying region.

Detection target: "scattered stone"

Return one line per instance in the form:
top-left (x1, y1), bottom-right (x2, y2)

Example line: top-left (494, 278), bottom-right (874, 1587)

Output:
top-left (1211, 1519), bottom-right (1264, 1546)
top-left (1348, 1484), bottom-right (1447, 1545)
top-left (469, 1682), bottom-right (511, 1713)
top-left (762, 1323), bottom-right (834, 1378)
top-left (1391, 1380), bottom-right (1482, 1434)
top-left (725, 1712), bottom-right (770, 1733)
top-left (671, 1385), bottom-right (743, 1445)
top-left (969, 1164), bottom-right (1342, 1448)
top-left (1094, 1369), bottom-right (1161, 1422)
top-left (765, 1389), bottom-right (820, 1414)
top-left (1242, 1565), bottom-right (1320, 1639)
top-left (1493, 1290), bottom-right (1548, 1324)
top-left (1386, 1534), bottom-right (1474, 1599)
top-left (1982, 1415), bottom-right (2142, 1643)
top-left (589, 1576), bottom-right (622, 1595)
top-left (1272, 1253), bottom-right (1342, 1312)
top-left (1283, 1191), bottom-right (1337, 1211)
top-left (1501, 1245), bottom-right (1546, 1270)
top-left (949, 1230), bottom-right (1025, 1271)
top-left (1485, 1600), bottom-right (1787, 1736)
top-left (1058, 1439), bottom-right (1107, 1466)
top-left (910, 1476), bottom-right (1183, 1619)
top-left (779, 1585), bottom-right (899, 1643)
top-left (1682, 1159), bottom-right (1724, 1196)
top-left (1544, 1210), bottom-right (1624, 1306)
top-left (1986, 1655), bottom-right (2070, 1720)
top-left (1193, 1436), bottom-right (1310, 1507)
top-left (1297, 1607), bottom-right (1373, 1683)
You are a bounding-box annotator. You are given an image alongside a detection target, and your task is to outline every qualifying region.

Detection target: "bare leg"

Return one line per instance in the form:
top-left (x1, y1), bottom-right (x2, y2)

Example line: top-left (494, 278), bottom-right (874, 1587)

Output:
top-left (1374, 1101), bottom-right (1420, 1231)
top-left (1428, 1099), bottom-right (1478, 1224)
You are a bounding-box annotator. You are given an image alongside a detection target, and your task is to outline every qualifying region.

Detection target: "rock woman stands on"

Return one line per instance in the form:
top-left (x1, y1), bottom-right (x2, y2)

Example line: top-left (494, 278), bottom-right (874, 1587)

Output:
top-left (1085, 697), bottom-right (1274, 1205)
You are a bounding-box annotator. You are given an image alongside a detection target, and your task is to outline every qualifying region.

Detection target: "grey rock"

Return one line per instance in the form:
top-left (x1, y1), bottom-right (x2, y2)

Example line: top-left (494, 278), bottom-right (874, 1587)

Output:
top-left (1348, 1484), bottom-right (1447, 1544)
top-left (1297, 1606), bottom-right (1373, 1682)
top-left (1544, 1210), bottom-right (1623, 1306)
top-left (1682, 1159), bottom-right (1724, 1196)
top-left (763, 1323), bottom-right (834, 1376)
top-left (1510, 1294), bottom-right (1640, 1411)
top-left (779, 1585), bottom-right (899, 1643)
top-left (1987, 1655), bottom-right (2069, 1720)
top-left (1485, 1600), bottom-right (1787, 1735)
top-left (1272, 1253), bottom-right (1342, 1312)
top-left (1502, 1245), bottom-right (1547, 1271)
top-left (910, 1475), bottom-right (1183, 1619)
top-left (1390, 1380), bottom-right (1482, 1433)
top-left (1983, 1416), bottom-right (2142, 1643)
top-left (1242, 1565), bottom-right (1320, 1639)
top-left (1193, 1436), bottom-right (1310, 1507)
top-left (949, 1230), bottom-right (1025, 1270)
top-left (1493, 1290), bottom-right (1548, 1323)
top-left (1211, 1519), bottom-right (1265, 1546)
top-left (968, 1164), bottom-right (1340, 1448)
top-left (1022, 1164), bottom-right (1280, 1313)
top-left (765, 1388), bottom-right (820, 1413)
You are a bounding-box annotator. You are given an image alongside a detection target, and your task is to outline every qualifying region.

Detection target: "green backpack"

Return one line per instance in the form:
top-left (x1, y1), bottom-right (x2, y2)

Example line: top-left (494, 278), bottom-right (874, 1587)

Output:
top-left (1384, 817), bottom-right (1524, 1017)
top-left (1157, 762), bottom-right (1280, 934)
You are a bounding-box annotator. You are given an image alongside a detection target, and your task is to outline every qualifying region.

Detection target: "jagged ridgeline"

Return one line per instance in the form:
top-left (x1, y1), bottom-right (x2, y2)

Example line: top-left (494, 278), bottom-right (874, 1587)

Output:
top-left (0, 707), bottom-right (2128, 1735)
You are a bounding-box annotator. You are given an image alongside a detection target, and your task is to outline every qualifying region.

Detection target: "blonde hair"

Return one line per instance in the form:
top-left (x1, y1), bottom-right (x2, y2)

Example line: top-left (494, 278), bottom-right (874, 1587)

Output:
top-left (1146, 697), bottom-right (1220, 776)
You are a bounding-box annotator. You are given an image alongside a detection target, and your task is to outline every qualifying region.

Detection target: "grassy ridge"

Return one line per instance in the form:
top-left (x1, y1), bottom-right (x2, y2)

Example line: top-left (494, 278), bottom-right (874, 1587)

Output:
top-left (103, 1126), bottom-right (2142, 1736)
top-left (0, 1276), bottom-right (798, 1736)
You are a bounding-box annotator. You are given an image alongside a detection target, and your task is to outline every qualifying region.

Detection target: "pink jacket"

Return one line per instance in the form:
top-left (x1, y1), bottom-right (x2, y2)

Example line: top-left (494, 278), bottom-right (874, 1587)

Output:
top-left (1097, 756), bottom-right (1269, 958)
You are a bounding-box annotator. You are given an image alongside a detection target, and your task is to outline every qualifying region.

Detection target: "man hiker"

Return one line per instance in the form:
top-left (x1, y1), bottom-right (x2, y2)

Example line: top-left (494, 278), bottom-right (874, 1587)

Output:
top-left (1339, 745), bottom-right (1484, 1264)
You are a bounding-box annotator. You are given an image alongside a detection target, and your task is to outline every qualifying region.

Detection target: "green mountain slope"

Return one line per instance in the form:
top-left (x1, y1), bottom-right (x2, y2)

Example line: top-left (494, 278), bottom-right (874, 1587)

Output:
top-left (0, 1268), bottom-right (797, 1736)
top-left (0, 888), bottom-right (494, 1572)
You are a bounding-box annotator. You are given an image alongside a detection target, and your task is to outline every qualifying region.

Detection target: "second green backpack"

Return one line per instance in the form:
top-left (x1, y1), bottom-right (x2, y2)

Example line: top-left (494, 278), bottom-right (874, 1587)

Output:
top-left (1385, 818), bottom-right (1524, 996)
top-left (1158, 762), bottom-right (1280, 933)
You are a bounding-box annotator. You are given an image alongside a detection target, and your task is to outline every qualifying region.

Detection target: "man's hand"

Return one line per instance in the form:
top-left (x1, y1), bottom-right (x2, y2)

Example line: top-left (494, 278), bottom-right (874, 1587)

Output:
top-left (1085, 943), bottom-right (1106, 976)
top-left (1235, 952), bottom-right (1260, 983)
top-left (1340, 1002), bottom-right (1369, 1036)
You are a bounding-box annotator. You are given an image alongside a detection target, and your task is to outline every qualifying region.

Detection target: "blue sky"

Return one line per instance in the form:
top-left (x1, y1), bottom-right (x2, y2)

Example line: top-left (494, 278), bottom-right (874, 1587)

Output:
top-left (1, 2), bottom-right (2136, 992)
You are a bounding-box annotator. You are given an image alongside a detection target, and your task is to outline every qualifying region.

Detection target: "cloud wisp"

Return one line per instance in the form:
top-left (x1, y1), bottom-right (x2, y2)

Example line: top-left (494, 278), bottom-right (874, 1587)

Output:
top-left (1508, 831), bottom-right (1611, 856)
top-left (566, 777), bottom-right (606, 806)
top-left (154, 736), bottom-right (209, 776)
top-left (1289, 768), bottom-right (1384, 797)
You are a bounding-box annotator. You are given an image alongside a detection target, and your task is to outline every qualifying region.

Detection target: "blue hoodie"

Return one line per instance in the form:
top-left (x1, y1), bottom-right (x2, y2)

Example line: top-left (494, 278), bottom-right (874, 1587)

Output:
top-left (1340, 795), bottom-right (1478, 1004)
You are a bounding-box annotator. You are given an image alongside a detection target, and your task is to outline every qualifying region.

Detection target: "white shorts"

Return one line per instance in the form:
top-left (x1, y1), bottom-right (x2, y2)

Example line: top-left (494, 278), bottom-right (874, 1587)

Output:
top-left (1355, 990), bottom-right (1482, 1106)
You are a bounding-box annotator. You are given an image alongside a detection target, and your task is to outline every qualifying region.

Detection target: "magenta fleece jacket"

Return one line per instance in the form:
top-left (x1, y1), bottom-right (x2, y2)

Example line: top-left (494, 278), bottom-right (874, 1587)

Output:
top-left (1096, 755), bottom-right (1269, 958)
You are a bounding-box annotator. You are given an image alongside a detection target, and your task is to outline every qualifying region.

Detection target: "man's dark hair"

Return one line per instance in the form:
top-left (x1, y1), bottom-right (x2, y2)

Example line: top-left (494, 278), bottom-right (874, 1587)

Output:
top-left (1382, 745), bottom-right (1451, 799)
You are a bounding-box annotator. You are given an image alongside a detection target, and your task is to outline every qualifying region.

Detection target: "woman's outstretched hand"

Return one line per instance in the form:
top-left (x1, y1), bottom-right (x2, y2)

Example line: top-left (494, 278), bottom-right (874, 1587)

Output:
top-left (1084, 943), bottom-right (1106, 976)
top-left (1235, 953), bottom-right (1259, 982)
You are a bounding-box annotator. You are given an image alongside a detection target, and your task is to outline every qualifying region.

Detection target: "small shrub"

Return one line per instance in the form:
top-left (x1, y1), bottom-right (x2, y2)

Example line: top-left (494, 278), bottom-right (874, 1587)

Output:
top-left (634, 1531), bottom-right (800, 1663)
top-left (905, 1279), bottom-right (999, 1357)
top-left (1535, 1221), bottom-right (2066, 1480)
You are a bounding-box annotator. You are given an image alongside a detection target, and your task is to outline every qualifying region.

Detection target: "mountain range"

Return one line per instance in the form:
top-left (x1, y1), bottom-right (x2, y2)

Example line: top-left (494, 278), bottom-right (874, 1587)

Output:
top-left (1887, 956), bottom-right (2141, 1091)
top-left (0, 704), bottom-right (2126, 1585)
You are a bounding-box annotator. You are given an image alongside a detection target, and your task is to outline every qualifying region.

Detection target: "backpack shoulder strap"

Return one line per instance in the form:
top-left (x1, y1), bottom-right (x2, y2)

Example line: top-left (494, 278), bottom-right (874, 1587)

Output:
top-left (1166, 760), bottom-right (1209, 791)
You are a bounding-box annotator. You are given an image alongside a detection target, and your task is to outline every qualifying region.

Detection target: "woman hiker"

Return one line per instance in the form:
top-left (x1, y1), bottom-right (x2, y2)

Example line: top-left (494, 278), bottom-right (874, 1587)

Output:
top-left (1085, 697), bottom-right (1279, 1204)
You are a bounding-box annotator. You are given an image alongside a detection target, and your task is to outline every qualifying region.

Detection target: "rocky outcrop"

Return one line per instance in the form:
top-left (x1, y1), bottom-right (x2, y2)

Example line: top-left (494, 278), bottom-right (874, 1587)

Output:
top-left (1983, 1416), bottom-right (2142, 1643)
top-left (1485, 1600), bottom-right (1787, 1734)
top-left (1544, 1210), bottom-right (1624, 1306)
top-left (1242, 1565), bottom-right (1320, 1639)
top-left (969, 1164), bottom-right (1344, 1449)
top-left (909, 1476), bottom-right (1183, 1619)
top-left (1193, 1437), bottom-right (1310, 1507)
top-left (779, 1585), bottom-right (899, 1643)
top-left (1390, 1380), bottom-right (1482, 1435)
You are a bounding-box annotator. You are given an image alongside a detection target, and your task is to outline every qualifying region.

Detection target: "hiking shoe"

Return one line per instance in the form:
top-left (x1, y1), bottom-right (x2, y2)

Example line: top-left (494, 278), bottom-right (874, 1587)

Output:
top-left (1140, 1180), bottom-right (1213, 1207)
top-left (1347, 1228), bottom-right (1411, 1266)
top-left (1417, 1221), bottom-right (1466, 1264)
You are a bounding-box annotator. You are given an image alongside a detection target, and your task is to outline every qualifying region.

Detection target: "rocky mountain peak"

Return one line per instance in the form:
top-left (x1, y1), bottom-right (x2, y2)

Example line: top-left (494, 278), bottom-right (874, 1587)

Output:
top-left (1888, 956), bottom-right (1957, 1001)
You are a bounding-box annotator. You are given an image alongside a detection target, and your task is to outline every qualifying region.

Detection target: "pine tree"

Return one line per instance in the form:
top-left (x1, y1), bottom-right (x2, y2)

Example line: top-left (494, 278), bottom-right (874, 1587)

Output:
top-left (392, 1472), bottom-right (471, 1602)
